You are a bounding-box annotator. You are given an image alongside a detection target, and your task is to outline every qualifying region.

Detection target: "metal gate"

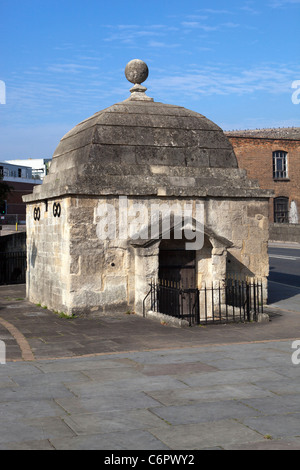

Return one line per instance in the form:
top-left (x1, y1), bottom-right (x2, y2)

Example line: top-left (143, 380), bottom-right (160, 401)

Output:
top-left (156, 280), bottom-right (200, 325)
top-left (144, 278), bottom-right (264, 326)
top-left (0, 251), bottom-right (26, 285)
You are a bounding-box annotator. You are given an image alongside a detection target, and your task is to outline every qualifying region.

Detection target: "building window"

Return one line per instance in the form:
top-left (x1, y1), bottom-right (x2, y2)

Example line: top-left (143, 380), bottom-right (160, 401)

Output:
top-left (273, 151), bottom-right (288, 179)
top-left (274, 197), bottom-right (289, 223)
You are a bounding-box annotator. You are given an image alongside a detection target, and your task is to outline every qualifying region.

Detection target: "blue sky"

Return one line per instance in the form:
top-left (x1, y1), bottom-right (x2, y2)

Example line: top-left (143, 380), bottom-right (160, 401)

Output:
top-left (1, 0), bottom-right (300, 159)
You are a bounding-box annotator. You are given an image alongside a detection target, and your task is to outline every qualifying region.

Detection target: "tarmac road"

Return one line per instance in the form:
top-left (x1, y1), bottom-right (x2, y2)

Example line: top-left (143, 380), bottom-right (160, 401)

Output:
top-left (268, 242), bottom-right (300, 312)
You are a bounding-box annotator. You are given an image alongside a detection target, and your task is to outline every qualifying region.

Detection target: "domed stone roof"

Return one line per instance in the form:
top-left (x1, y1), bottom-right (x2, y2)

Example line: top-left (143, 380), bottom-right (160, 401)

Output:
top-left (25, 60), bottom-right (268, 202)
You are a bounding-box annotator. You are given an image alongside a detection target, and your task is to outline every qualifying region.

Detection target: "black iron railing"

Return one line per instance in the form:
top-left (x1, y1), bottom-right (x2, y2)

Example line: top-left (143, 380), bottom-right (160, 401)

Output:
top-left (0, 251), bottom-right (26, 285)
top-left (144, 277), bottom-right (264, 326)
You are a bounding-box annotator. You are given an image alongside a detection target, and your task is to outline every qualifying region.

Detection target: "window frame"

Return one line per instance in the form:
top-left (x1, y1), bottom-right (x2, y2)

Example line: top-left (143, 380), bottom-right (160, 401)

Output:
top-left (273, 150), bottom-right (288, 180)
top-left (274, 196), bottom-right (289, 223)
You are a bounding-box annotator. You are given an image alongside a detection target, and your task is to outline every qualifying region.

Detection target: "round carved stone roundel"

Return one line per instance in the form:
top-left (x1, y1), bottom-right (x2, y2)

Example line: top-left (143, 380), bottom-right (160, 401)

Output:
top-left (125, 59), bottom-right (149, 84)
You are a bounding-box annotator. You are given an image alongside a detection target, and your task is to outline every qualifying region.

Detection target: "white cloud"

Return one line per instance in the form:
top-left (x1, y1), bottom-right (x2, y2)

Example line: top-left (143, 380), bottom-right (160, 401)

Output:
top-left (240, 5), bottom-right (261, 14)
top-left (222, 22), bottom-right (240, 28)
top-left (185, 15), bottom-right (209, 20)
top-left (181, 21), bottom-right (201, 27)
top-left (149, 63), bottom-right (300, 98)
top-left (181, 22), bottom-right (219, 31)
top-left (199, 8), bottom-right (233, 14)
top-left (102, 23), bottom-right (179, 44)
top-left (269, 0), bottom-right (300, 7)
top-left (148, 41), bottom-right (179, 48)
top-left (104, 29), bottom-right (164, 43)
top-left (223, 117), bottom-right (300, 131)
top-left (47, 63), bottom-right (99, 73)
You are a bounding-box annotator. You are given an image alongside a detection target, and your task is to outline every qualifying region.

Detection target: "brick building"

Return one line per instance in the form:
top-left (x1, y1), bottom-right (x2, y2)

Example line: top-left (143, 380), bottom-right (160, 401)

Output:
top-left (226, 128), bottom-right (300, 226)
top-left (0, 162), bottom-right (42, 224)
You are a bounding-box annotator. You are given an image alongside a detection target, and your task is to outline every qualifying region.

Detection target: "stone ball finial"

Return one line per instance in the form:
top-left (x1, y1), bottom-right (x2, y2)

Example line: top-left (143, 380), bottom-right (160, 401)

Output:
top-left (125, 59), bottom-right (149, 85)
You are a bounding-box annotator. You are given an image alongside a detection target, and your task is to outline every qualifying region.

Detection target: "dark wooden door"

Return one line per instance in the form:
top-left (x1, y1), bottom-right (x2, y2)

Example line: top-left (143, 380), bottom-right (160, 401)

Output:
top-left (159, 238), bottom-right (195, 287)
top-left (159, 248), bottom-right (195, 288)
top-left (159, 239), bottom-right (196, 319)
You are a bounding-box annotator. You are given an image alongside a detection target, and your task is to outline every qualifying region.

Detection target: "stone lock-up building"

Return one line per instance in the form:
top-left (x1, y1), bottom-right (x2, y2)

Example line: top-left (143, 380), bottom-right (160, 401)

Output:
top-left (23, 60), bottom-right (273, 317)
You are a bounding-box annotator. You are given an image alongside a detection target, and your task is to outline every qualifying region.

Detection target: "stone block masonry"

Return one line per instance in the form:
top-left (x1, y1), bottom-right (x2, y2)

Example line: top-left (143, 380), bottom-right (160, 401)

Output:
top-left (25, 194), bottom-right (270, 317)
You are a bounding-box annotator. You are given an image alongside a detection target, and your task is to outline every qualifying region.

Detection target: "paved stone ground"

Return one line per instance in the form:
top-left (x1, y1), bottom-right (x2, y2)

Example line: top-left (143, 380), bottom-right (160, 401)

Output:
top-left (1, 285), bottom-right (300, 362)
top-left (0, 284), bottom-right (300, 450)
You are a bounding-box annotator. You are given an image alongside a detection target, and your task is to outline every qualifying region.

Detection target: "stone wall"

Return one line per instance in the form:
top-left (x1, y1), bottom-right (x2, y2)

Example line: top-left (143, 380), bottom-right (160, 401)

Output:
top-left (269, 223), bottom-right (300, 243)
top-left (0, 231), bottom-right (26, 253)
top-left (25, 198), bottom-right (71, 314)
top-left (67, 196), bottom-right (129, 316)
top-left (206, 198), bottom-right (270, 302)
top-left (25, 194), bottom-right (270, 316)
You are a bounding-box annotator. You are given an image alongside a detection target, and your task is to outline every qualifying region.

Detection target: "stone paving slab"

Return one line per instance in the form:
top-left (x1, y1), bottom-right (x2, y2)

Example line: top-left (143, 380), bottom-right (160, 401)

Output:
top-left (145, 383), bottom-right (276, 407)
top-left (150, 400), bottom-right (263, 426)
top-left (0, 341), bottom-right (299, 449)
top-left (64, 408), bottom-right (169, 435)
top-left (0, 439), bottom-right (55, 450)
top-left (261, 378), bottom-right (300, 395)
top-left (227, 439), bottom-right (300, 450)
top-left (239, 394), bottom-right (300, 416)
top-left (242, 415), bottom-right (300, 440)
top-left (148, 419), bottom-right (266, 450)
top-left (0, 415), bottom-right (75, 445)
top-left (0, 398), bottom-right (68, 420)
top-left (176, 368), bottom-right (285, 387)
top-left (49, 430), bottom-right (170, 451)
top-left (0, 381), bottom-right (74, 402)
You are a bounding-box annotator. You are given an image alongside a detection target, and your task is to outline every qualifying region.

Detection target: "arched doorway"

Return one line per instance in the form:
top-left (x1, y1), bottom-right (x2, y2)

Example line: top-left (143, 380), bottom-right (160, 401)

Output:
top-left (158, 236), bottom-right (197, 321)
